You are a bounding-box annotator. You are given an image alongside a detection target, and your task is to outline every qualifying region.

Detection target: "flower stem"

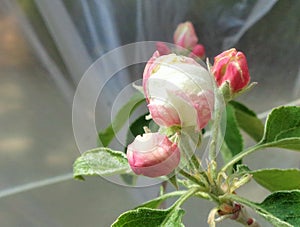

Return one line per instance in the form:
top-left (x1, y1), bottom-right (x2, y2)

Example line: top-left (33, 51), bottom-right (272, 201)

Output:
top-left (179, 169), bottom-right (206, 188)
top-left (219, 144), bottom-right (264, 174)
top-left (209, 113), bottom-right (221, 162)
top-left (208, 85), bottom-right (225, 177)
top-left (173, 187), bottom-right (200, 208)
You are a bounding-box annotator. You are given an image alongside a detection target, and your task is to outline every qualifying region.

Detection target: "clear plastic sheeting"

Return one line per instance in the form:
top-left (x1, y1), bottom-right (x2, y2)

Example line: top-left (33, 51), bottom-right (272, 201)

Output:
top-left (63, 0), bottom-right (278, 58)
top-left (221, 0), bottom-right (278, 49)
top-left (0, 0), bottom-right (299, 226)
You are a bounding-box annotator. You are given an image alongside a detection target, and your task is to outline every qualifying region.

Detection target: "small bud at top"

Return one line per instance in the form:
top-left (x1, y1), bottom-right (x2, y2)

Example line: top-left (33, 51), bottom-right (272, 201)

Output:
top-left (173, 21), bottom-right (198, 49)
top-left (212, 48), bottom-right (250, 93)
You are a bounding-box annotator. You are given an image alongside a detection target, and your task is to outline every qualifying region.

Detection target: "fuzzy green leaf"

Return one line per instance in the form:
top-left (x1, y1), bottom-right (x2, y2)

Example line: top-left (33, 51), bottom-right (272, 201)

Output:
top-left (229, 101), bottom-right (264, 142)
top-left (112, 207), bottom-right (185, 227)
top-left (251, 168), bottom-right (300, 192)
top-left (256, 190), bottom-right (300, 226)
top-left (98, 92), bottom-right (145, 147)
top-left (73, 147), bottom-right (131, 180)
top-left (220, 107), bottom-right (300, 173)
top-left (260, 106), bottom-right (300, 150)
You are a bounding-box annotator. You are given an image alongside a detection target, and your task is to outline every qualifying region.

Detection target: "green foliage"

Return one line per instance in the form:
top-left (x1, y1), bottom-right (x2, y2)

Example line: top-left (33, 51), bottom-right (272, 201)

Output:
top-left (112, 207), bottom-right (185, 227)
top-left (98, 92), bottom-right (145, 147)
top-left (251, 168), bottom-right (300, 192)
top-left (260, 106), bottom-right (300, 150)
top-left (112, 188), bottom-right (199, 227)
top-left (221, 106), bottom-right (300, 172)
top-left (229, 101), bottom-right (264, 142)
top-left (256, 190), bottom-right (300, 226)
top-left (74, 83), bottom-right (300, 227)
top-left (221, 105), bottom-right (243, 168)
top-left (73, 147), bottom-right (131, 180)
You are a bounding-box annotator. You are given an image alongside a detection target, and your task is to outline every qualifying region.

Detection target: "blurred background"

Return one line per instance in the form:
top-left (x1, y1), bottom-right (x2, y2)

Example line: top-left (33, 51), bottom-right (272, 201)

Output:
top-left (0, 0), bottom-right (299, 226)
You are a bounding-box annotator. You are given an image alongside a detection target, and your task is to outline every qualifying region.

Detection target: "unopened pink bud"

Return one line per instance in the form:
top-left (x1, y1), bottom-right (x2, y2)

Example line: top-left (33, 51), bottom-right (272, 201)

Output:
top-left (212, 48), bottom-right (250, 92)
top-left (173, 21), bottom-right (198, 49)
top-left (190, 44), bottom-right (206, 59)
top-left (127, 133), bottom-right (180, 178)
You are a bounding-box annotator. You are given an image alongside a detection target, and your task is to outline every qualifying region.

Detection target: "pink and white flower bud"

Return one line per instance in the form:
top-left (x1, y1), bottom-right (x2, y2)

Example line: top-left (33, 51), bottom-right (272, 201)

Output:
top-left (143, 53), bottom-right (214, 131)
top-left (212, 48), bottom-right (250, 93)
top-left (127, 133), bottom-right (180, 177)
top-left (173, 21), bottom-right (198, 49)
top-left (147, 99), bottom-right (181, 127)
top-left (190, 44), bottom-right (206, 60)
top-left (143, 51), bottom-right (160, 102)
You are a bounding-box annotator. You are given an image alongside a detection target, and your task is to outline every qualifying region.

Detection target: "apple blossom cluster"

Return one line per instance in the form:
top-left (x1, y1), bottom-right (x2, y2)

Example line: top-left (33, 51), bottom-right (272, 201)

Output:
top-left (127, 23), bottom-right (250, 178)
top-left (73, 19), bottom-right (300, 227)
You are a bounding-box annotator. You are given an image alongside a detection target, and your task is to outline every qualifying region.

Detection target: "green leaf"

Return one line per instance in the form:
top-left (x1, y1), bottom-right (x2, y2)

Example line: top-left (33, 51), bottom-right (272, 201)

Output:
top-left (251, 168), bottom-right (300, 192)
top-left (221, 105), bottom-right (243, 168)
top-left (113, 187), bottom-right (200, 227)
top-left (98, 92), bottom-right (145, 147)
top-left (135, 191), bottom-right (186, 209)
top-left (112, 207), bottom-right (185, 227)
top-left (257, 190), bottom-right (300, 226)
top-left (229, 101), bottom-right (264, 142)
top-left (221, 107), bottom-right (300, 173)
top-left (228, 190), bottom-right (300, 227)
top-left (222, 106), bottom-right (300, 172)
top-left (260, 106), bottom-right (300, 150)
top-left (73, 147), bottom-right (131, 180)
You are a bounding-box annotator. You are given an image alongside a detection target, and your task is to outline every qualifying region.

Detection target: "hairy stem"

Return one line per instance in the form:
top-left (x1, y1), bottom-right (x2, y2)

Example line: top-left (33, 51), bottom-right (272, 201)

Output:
top-left (179, 169), bottom-right (206, 188)
top-left (173, 187), bottom-right (200, 208)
